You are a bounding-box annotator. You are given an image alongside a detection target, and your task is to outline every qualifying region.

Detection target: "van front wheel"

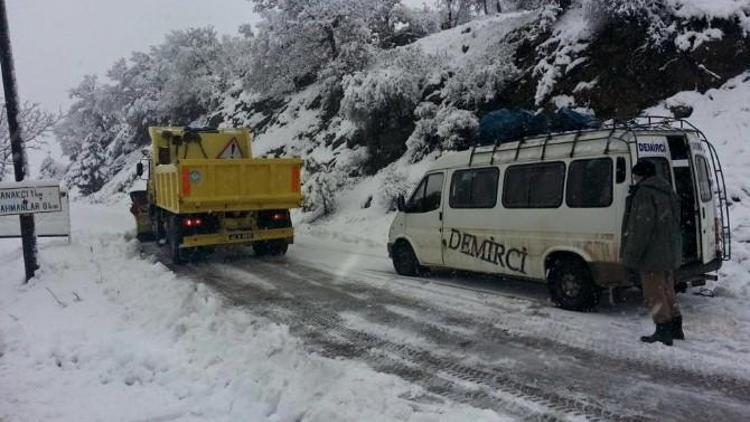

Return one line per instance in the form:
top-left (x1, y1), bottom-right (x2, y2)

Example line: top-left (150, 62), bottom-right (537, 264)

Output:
top-left (392, 242), bottom-right (420, 276)
top-left (547, 258), bottom-right (600, 311)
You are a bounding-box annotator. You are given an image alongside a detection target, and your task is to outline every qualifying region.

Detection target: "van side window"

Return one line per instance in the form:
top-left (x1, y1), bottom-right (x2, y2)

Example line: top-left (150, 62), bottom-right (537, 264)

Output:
top-left (567, 158), bottom-right (613, 208)
top-left (449, 167), bottom-right (499, 209)
top-left (695, 155), bottom-right (712, 202)
top-left (406, 173), bottom-right (444, 213)
top-left (503, 162), bottom-right (565, 208)
top-left (424, 173), bottom-right (445, 211)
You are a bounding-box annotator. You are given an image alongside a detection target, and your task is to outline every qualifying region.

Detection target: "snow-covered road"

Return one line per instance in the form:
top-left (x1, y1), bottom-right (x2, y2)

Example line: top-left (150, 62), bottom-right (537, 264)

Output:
top-left (2, 202), bottom-right (750, 421)
top-left (164, 238), bottom-right (750, 421)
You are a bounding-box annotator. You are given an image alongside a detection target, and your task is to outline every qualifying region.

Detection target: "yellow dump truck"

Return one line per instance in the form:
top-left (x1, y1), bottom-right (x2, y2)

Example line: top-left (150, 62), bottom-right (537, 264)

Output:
top-left (130, 127), bottom-right (303, 263)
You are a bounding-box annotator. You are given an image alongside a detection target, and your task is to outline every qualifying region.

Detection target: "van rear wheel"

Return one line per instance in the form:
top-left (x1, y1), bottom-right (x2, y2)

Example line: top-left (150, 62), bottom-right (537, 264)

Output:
top-left (547, 258), bottom-right (600, 311)
top-left (392, 242), bottom-right (420, 276)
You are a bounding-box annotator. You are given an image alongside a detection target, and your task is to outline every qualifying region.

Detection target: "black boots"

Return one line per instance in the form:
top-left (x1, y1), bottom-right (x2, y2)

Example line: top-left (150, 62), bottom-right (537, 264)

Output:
top-left (672, 315), bottom-right (685, 340)
top-left (641, 322), bottom-right (673, 346)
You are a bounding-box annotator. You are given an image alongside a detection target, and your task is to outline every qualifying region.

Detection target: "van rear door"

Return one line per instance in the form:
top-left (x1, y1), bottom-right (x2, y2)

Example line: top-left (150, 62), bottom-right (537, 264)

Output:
top-left (637, 135), bottom-right (701, 264)
top-left (687, 137), bottom-right (718, 264)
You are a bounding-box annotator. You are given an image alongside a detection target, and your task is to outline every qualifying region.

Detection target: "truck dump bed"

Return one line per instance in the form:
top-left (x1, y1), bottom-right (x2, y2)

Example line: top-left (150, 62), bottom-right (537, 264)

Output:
top-left (149, 127), bottom-right (303, 214)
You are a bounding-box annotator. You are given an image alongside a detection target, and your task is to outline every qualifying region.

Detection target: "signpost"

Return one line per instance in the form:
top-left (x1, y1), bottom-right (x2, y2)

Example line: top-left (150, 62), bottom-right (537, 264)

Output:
top-left (0, 182), bottom-right (70, 239)
top-left (0, 183), bottom-right (62, 216)
top-left (1, 0), bottom-right (38, 281)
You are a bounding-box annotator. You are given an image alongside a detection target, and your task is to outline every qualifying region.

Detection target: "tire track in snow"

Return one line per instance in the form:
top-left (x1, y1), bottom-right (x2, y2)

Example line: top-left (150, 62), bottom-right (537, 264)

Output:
top-left (147, 242), bottom-right (750, 421)
top-left (172, 259), bottom-right (649, 421)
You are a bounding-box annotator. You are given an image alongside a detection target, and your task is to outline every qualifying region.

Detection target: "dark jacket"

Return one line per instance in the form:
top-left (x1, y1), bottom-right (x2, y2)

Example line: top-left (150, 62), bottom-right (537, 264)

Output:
top-left (621, 175), bottom-right (683, 271)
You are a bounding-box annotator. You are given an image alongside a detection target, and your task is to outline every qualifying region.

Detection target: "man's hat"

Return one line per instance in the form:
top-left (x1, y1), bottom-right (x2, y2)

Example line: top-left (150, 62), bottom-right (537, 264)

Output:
top-left (632, 160), bottom-right (656, 177)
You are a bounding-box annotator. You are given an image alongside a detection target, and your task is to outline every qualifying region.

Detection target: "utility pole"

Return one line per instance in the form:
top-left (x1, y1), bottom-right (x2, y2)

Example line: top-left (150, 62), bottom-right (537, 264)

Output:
top-left (0, 0), bottom-right (38, 282)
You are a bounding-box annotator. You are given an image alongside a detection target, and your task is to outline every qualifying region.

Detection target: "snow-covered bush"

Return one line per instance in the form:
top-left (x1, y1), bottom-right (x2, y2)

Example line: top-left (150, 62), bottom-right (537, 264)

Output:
top-left (406, 103), bottom-right (478, 161)
top-left (302, 166), bottom-right (340, 219)
top-left (378, 165), bottom-right (411, 210)
top-left (341, 47), bottom-right (440, 171)
top-left (342, 47), bottom-right (436, 121)
top-left (442, 45), bottom-right (518, 109)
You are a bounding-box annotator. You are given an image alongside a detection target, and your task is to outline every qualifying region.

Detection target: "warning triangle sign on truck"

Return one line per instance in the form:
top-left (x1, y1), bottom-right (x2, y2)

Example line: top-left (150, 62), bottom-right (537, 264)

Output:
top-left (217, 137), bottom-right (244, 159)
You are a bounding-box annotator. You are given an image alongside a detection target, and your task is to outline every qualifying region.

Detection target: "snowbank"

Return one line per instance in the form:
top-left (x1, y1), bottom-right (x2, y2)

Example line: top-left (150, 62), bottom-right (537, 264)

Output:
top-left (0, 203), bottom-right (503, 421)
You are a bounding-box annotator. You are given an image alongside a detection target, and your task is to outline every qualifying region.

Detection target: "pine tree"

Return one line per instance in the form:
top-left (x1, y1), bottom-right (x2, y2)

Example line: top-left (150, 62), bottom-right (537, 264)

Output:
top-left (67, 135), bottom-right (107, 195)
top-left (38, 155), bottom-right (65, 181)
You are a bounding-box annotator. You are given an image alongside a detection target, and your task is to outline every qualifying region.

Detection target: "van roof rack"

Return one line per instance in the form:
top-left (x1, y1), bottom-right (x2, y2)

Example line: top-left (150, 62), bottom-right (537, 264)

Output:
top-left (468, 115), bottom-right (706, 165)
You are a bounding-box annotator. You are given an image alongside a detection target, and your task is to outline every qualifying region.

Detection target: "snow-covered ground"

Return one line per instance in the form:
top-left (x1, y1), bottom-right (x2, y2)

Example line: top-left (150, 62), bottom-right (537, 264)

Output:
top-left (0, 204), bottom-right (504, 421)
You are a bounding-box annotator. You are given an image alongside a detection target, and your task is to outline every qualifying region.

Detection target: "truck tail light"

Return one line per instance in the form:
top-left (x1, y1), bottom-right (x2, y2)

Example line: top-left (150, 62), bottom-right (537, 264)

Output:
top-left (258, 210), bottom-right (291, 229)
top-left (183, 217), bottom-right (203, 228)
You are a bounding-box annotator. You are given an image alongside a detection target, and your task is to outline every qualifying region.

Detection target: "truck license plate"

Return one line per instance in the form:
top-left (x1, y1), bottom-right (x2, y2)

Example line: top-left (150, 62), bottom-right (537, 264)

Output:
top-left (228, 232), bottom-right (254, 241)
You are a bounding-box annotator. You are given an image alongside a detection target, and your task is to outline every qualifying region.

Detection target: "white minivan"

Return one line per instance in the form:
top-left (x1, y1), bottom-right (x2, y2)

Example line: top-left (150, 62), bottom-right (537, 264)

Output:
top-left (387, 117), bottom-right (731, 310)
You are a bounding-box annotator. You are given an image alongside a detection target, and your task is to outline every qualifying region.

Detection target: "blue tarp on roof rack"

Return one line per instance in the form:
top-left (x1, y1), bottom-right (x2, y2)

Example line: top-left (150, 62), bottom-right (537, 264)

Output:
top-left (478, 108), bottom-right (600, 145)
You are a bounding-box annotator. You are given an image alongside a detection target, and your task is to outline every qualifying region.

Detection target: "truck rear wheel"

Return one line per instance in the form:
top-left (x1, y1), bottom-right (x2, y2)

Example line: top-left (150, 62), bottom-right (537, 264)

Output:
top-left (547, 257), bottom-right (600, 311)
top-left (151, 208), bottom-right (165, 243)
top-left (254, 240), bottom-right (288, 257)
top-left (167, 216), bottom-right (187, 265)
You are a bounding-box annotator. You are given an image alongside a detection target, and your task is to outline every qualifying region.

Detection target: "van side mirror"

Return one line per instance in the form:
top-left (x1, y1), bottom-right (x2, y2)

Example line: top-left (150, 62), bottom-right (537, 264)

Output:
top-left (396, 195), bottom-right (406, 212)
top-left (136, 162), bottom-right (144, 177)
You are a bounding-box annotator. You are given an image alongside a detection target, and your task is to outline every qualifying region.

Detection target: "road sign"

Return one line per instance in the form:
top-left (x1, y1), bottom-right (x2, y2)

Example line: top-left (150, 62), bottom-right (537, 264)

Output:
top-left (0, 187), bottom-right (69, 238)
top-left (217, 137), bottom-right (243, 159)
top-left (0, 181), bottom-right (62, 216)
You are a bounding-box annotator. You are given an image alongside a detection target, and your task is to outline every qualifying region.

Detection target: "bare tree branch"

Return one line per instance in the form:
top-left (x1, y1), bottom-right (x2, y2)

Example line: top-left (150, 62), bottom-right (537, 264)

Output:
top-left (0, 100), bottom-right (61, 181)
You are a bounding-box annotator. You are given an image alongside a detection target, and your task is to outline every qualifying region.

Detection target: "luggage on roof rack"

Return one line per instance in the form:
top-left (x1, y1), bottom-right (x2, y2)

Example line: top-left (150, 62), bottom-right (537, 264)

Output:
top-left (477, 108), bottom-right (600, 145)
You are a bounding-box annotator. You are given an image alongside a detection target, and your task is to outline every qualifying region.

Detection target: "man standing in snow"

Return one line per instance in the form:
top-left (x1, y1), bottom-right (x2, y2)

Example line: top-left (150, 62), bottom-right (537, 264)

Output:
top-left (621, 160), bottom-right (684, 346)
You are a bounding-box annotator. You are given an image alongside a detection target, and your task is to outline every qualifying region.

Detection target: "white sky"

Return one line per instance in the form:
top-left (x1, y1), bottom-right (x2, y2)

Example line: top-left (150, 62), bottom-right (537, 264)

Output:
top-left (6, 0), bottom-right (258, 111)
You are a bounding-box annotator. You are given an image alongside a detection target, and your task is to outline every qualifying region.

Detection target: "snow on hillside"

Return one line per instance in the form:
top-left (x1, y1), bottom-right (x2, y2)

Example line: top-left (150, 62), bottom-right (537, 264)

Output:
top-left (414, 12), bottom-right (536, 67)
top-left (669, 0), bottom-right (750, 26)
top-left (0, 204), bottom-right (503, 422)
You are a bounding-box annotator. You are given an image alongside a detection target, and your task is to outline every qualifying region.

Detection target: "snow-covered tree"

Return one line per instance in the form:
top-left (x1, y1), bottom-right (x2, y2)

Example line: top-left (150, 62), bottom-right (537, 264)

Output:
top-left (247, 0), bottom-right (410, 97)
top-left (66, 134), bottom-right (107, 195)
top-left (406, 103), bottom-right (478, 161)
top-left (341, 47), bottom-right (439, 170)
top-left (37, 155), bottom-right (66, 181)
top-left (55, 75), bottom-right (116, 160)
top-left (442, 44), bottom-right (518, 109)
top-left (0, 100), bottom-right (59, 181)
top-left (378, 165), bottom-right (411, 210)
